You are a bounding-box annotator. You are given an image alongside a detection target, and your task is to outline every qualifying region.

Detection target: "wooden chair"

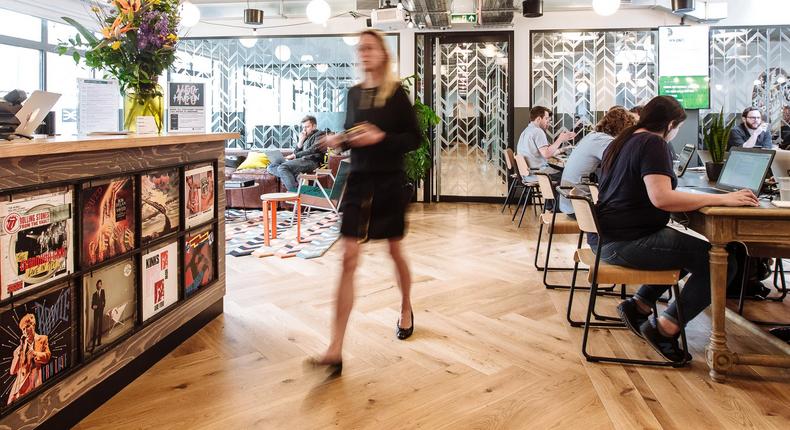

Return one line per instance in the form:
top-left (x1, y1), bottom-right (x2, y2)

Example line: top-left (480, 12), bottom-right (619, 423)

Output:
top-left (295, 159), bottom-right (350, 214)
top-left (736, 243), bottom-right (790, 326)
top-left (501, 148), bottom-right (525, 213)
top-left (532, 172), bottom-right (582, 289)
top-left (512, 154), bottom-right (541, 227)
top-left (565, 189), bottom-right (689, 367)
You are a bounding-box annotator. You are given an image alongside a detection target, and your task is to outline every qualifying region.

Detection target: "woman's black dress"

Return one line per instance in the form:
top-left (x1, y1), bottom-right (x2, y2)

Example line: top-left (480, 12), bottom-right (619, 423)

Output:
top-left (340, 84), bottom-right (421, 240)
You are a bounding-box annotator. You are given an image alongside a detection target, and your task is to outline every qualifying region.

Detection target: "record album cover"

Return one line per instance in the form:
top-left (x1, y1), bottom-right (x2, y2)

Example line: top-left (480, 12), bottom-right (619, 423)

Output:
top-left (141, 169), bottom-right (179, 243)
top-left (184, 165), bottom-right (214, 229)
top-left (142, 241), bottom-right (178, 321)
top-left (184, 226), bottom-right (214, 298)
top-left (0, 284), bottom-right (73, 408)
top-left (0, 188), bottom-right (74, 301)
top-left (81, 177), bottom-right (135, 267)
top-left (82, 259), bottom-right (136, 358)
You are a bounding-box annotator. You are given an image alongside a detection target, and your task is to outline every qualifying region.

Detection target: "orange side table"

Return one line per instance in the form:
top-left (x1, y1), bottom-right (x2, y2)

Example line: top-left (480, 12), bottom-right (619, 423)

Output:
top-left (260, 192), bottom-right (301, 247)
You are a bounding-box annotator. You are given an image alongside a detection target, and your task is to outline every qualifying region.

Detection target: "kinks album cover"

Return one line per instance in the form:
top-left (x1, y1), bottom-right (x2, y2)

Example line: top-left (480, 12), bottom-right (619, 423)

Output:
top-left (0, 284), bottom-right (73, 409)
top-left (142, 241), bottom-right (178, 321)
top-left (81, 177), bottom-right (135, 268)
top-left (184, 165), bottom-right (215, 229)
top-left (82, 259), bottom-right (136, 359)
top-left (141, 169), bottom-right (180, 243)
top-left (0, 187), bottom-right (74, 302)
top-left (184, 226), bottom-right (214, 298)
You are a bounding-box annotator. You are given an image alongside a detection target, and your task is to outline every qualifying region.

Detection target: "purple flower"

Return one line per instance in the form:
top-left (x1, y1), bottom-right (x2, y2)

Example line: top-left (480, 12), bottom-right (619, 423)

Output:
top-left (137, 10), bottom-right (170, 50)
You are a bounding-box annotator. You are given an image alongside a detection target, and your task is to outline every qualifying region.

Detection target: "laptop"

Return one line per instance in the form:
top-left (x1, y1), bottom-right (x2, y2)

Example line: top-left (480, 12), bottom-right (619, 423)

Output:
top-left (678, 147), bottom-right (775, 195)
top-left (14, 90), bottom-right (61, 137)
top-left (771, 149), bottom-right (790, 178)
top-left (675, 144), bottom-right (696, 177)
top-left (263, 149), bottom-right (286, 164)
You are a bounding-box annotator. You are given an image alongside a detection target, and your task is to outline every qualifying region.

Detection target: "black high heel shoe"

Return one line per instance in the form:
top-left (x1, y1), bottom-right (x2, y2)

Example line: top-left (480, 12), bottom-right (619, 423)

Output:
top-left (396, 310), bottom-right (414, 340)
top-left (304, 357), bottom-right (343, 377)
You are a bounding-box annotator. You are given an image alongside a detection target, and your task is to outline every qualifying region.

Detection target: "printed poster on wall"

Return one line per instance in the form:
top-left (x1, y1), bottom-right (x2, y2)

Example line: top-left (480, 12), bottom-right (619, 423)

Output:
top-left (184, 165), bottom-right (215, 229)
top-left (0, 188), bottom-right (74, 301)
top-left (168, 82), bottom-right (205, 133)
top-left (0, 284), bottom-right (73, 409)
top-left (142, 241), bottom-right (178, 321)
top-left (82, 258), bottom-right (136, 359)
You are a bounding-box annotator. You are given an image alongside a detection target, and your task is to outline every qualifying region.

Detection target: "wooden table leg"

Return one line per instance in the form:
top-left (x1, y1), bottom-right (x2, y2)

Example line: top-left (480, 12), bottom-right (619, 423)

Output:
top-left (296, 198), bottom-right (301, 243)
top-left (262, 199), bottom-right (270, 247)
top-left (271, 201), bottom-right (277, 239)
top-left (706, 242), bottom-right (736, 382)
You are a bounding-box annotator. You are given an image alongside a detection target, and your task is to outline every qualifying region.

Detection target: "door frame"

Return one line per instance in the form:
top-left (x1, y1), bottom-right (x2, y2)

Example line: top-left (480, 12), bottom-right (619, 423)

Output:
top-left (414, 31), bottom-right (515, 203)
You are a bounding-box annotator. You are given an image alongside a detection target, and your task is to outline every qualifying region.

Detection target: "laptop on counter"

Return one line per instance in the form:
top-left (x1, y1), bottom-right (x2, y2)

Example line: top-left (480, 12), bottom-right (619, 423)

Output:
top-left (264, 149), bottom-right (286, 165)
top-left (677, 147), bottom-right (775, 196)
top-left (771, 149), bottom-right (790, 177)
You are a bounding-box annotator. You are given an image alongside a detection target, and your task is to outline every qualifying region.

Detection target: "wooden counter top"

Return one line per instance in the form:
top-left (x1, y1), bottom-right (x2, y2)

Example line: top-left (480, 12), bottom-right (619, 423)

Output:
top-left (0, 132), bottom-right (239, 159)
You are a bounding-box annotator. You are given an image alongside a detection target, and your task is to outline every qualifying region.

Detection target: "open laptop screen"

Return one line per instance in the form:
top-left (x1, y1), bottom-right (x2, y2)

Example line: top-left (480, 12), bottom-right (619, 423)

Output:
top-left (717, 148), bottom-right (775, 194)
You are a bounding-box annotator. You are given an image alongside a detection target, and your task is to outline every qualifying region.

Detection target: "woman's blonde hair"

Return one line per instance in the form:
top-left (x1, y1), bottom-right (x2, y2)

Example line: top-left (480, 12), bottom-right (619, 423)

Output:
top-left (359, 29), bottom-right (398, 107)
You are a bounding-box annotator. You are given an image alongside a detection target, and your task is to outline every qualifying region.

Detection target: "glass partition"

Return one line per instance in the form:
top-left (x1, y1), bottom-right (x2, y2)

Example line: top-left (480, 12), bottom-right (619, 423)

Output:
top-left (174, 35), bottom-right (399, 148)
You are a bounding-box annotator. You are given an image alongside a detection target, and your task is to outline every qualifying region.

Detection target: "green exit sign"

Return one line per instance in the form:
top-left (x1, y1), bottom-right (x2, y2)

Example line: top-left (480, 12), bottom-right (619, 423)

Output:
top-left (450, 13), bottom-right (478, 24)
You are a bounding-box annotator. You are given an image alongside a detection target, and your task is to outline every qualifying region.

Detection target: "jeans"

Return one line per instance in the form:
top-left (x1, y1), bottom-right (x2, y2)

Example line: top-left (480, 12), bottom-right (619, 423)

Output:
top-left (597, 227), bottom-right (736, 326)
top-left (267, 158), bottom-right (318, 191)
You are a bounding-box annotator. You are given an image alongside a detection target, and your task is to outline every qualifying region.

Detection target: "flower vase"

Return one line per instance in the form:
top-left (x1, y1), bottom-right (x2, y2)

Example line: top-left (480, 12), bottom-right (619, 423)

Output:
top-left (123, 85), bottom-right (164, 133)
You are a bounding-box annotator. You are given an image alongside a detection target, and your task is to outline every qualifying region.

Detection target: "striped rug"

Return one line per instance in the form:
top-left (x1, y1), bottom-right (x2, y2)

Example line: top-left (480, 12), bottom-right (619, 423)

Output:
top-left (225, 209), bottom-right (341, 259)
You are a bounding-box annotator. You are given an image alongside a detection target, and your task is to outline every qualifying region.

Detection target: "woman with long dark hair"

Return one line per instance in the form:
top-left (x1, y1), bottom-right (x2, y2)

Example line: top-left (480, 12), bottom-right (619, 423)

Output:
top-left (596, 96), bottom-right (758, 362)
top-left (308, 29), bottom-right (420, 375)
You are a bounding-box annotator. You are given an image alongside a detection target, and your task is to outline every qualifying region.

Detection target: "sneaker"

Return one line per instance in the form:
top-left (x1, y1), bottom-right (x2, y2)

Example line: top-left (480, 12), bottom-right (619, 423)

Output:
top-left (639, 319), bottom-right (689, 363)
top-left (616, 299), bottom-right (649, 339)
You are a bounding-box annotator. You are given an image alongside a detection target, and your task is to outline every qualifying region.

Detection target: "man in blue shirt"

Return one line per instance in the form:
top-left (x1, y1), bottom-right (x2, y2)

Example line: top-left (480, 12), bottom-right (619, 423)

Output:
top-left (728, 107), bottom-right (772, 150)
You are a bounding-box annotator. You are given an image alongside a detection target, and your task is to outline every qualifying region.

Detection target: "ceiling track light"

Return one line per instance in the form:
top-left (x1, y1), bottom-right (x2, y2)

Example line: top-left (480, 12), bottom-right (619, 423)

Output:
top-left (522, 0), bottom-right (543, 18)
top-left (244, 0), bottom-right (264, 25)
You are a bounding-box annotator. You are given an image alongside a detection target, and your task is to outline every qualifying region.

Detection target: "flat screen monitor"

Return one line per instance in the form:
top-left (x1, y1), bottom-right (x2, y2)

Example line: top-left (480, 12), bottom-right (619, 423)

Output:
top-left (658, 26), bottom-right (710, 109)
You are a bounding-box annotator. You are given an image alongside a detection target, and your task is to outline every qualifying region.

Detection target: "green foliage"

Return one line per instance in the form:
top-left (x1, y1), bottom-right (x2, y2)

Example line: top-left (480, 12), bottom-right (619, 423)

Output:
top-left (58, 0), bottom-right (181, 96)
top-left (703, 108), bottom-right (736, 163)
top-left (401, 74), bottom-right (440, 183)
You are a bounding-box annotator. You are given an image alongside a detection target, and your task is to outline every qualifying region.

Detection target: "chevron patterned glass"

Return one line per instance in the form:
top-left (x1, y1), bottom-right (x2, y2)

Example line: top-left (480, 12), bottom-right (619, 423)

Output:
top-left (172, 36), bottom-right (398, 148)
top-left (435, 42), bottom-right (509, 198)
top-left (705, 27), bottom-right (790, 140)
top-left (531, 30), bottom-right (657, 141)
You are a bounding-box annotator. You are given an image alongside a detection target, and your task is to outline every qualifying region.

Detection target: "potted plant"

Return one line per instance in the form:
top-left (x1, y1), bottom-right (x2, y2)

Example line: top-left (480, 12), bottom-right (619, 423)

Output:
top-left (703, 108), bottom-right (735, 182)
top-left (58, 0), bottom-right (183, 133)
top-left (401, 75), bottom-right (440, 200)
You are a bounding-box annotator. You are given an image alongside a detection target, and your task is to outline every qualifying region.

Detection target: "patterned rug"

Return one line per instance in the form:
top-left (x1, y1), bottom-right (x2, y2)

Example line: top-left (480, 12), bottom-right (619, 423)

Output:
top-left (225, 209), bottom-right (341, 259)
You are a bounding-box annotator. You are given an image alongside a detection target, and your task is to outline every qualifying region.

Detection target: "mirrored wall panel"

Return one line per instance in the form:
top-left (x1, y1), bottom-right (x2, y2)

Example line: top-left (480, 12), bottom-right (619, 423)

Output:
top-left (706, 27), bottom-right (790, 137)
top-left (531, 30), bottom-right (657, 140)
top-left (173, 35), bottom-right (398, 148)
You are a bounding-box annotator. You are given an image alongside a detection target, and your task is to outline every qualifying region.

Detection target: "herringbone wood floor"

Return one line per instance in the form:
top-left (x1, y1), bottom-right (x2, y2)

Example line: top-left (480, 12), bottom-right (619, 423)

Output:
top-left (76, 203), bottom-right (790, 429)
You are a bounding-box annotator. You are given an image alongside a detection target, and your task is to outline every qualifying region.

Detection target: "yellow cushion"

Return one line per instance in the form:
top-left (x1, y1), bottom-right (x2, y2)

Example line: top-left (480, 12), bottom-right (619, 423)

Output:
top-left (236, 152), bottom-right (269, 170)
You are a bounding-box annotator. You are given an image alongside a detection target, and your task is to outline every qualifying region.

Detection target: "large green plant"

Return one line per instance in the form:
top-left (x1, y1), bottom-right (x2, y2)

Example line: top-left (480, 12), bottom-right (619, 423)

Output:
top-left (401, 75), bottom-right (440, 183)
top-left (703, 108), bottom-right (736, 163)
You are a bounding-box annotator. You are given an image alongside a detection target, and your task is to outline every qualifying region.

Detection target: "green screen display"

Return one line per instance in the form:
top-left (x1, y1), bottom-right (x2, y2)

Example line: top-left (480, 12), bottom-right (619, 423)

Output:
top-left (658, 76), bottom-right (710, 109)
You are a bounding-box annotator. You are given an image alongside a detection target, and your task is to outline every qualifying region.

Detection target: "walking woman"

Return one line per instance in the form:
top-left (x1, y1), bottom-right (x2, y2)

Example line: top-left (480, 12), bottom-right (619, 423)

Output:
top-left (596, 95), bottom-right (757, 362)
top-left (310, 29), bottom-right (421, 375)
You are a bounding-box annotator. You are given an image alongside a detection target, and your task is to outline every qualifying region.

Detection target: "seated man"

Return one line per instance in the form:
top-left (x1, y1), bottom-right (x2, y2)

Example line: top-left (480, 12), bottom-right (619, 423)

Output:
top-left (728, 107), bottom-right (772, 149)
top-left (780, 106), bottom-right (790, 150)
top-left (516, 106), bottom-right (575, 180)
top-left (558, 107), bottom-right (635, 214)
top-left (268, 115), bottom-right (325, 191)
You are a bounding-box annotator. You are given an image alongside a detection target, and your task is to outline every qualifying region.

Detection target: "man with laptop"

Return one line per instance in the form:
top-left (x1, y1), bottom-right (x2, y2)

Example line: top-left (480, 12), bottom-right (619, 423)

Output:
top-left (267, 115), bottom-right (326, 191)
top-left (678, 147), bottom-right (775, 196)
top-left (728, 107), bottom-right (773, 150)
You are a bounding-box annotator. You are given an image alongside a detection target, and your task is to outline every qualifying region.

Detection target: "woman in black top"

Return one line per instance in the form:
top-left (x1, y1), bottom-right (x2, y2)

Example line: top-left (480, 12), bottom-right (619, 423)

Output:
top-left (597, 96), bottom-right (758, 362)
top-left (309, 30), bottom-right (420, 374)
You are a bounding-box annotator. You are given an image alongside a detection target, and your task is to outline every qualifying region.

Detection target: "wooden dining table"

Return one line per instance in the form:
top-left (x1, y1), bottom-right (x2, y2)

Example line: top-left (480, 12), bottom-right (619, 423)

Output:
top-left (679, 171), bottom-right (790, 382)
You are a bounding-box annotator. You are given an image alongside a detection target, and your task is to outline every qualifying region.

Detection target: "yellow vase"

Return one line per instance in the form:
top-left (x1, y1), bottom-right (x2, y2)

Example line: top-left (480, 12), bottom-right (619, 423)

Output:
top-left (123, 84), bottom-right (164, 133)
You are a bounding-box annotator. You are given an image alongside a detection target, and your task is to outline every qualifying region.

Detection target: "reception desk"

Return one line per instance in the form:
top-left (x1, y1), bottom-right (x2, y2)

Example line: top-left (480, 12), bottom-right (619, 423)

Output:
top-left (0, 132), bottom-right (237, 429)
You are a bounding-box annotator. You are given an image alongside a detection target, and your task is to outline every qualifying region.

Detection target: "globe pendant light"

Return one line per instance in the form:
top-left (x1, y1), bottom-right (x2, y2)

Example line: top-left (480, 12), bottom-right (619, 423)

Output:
top-left (275, 45), bottom-right (291, 62)
top-left (306, 0), bottom-right (331, 25)
top-left (592, 0), bottom-right (620, 17)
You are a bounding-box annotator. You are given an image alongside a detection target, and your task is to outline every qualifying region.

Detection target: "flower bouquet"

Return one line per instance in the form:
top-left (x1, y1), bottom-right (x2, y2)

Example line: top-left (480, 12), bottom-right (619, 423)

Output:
top-left (59, 0), bottom-right (183, 133)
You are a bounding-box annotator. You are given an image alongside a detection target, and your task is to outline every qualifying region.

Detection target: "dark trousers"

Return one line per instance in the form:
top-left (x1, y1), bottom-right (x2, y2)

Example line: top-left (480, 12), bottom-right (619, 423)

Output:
top-left (598, 227), bottom-right (736, 326)
top-left (91, 310), bottom-right (103, 348)
top-left (267, 158), bottom-right (318, 191)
